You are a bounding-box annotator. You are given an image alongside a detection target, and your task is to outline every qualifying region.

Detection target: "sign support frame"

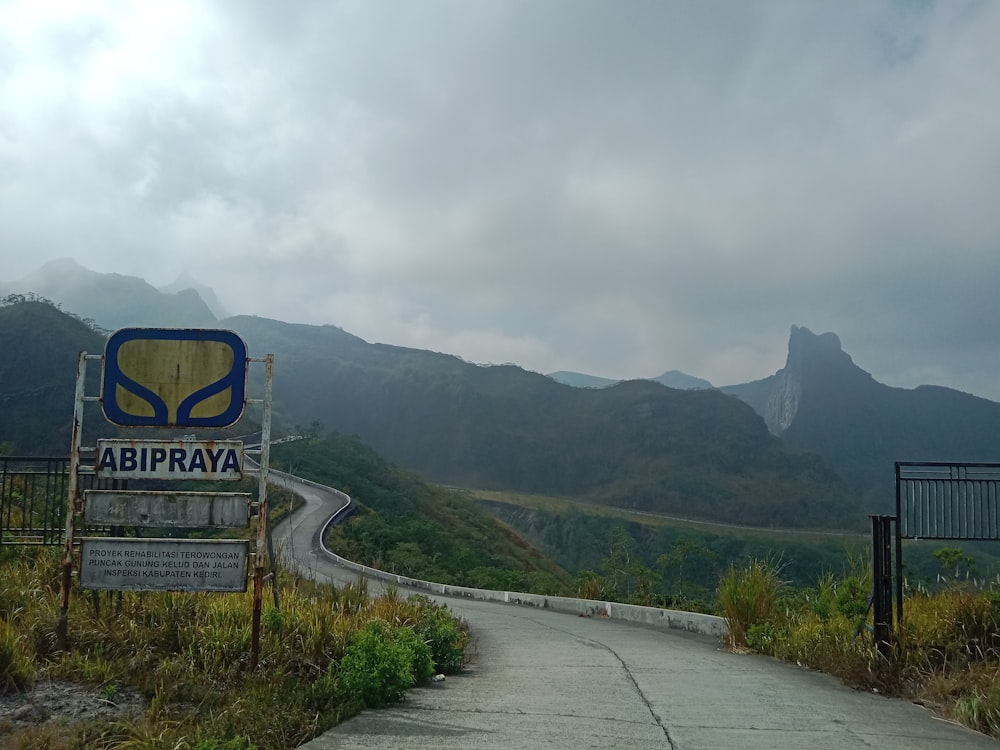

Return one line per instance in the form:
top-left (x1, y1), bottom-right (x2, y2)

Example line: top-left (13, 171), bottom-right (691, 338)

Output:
top-left (58, 329), bottom-right (276, 667)
top-left (57, 352), bottom-right (92, 649)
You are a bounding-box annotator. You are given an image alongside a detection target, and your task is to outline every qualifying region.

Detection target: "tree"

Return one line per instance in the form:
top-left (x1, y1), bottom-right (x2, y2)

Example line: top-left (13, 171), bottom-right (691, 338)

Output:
top-left (932, 547), bottom-right (976, 580)
top-left (601, 527), bottom-right (657, 605)
top-left (657, 539), bottom-right (718, 603)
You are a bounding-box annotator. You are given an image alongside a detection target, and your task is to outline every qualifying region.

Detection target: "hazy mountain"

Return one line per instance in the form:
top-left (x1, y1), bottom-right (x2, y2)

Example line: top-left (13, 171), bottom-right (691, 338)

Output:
top-left (546, 371), bottom-right (619, 388)
top-left (653, 370), bottom-right (714, 390)
top-left (723, 325), bottom-right (1000, 503)
top-left (548, 369), bottom-right (713, 390)
top-left (0, 301), bottom-right (860, 530)
top-left (1, 259), bottom-right (218, 329)
top-left (158, 271), bottom-right (230, 319)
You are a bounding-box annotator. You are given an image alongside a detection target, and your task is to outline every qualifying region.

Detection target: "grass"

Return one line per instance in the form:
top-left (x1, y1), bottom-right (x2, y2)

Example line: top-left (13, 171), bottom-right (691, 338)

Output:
top-left (0, 546), bottom-right (470, 750)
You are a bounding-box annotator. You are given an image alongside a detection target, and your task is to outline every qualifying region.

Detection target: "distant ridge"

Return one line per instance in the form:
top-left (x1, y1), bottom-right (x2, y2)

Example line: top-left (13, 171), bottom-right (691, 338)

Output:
top-left (547, 371), bottom-right (618, 388)
top-left (548, 369), bottom-right (713, 390)
top-left (1, 259), bottom-right (218, 329)
top-left (653, 370), bottom-right (714, 390)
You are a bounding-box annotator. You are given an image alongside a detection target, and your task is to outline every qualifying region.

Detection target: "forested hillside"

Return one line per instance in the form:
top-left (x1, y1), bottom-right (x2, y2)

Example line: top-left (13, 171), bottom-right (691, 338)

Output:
top-left (271, 435), bottom-right (571, 592)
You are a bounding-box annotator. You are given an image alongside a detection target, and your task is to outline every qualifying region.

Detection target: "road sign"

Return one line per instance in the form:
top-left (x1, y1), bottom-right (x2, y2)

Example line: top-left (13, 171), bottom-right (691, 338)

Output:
top-left (79, 538), bottom-right (249, 592)
top-left (83, 490), bottom-right (252, 527)
top-left (101, 328), bottom-right (248, 427)
top-left (95, 439), bottom-right (244, 480)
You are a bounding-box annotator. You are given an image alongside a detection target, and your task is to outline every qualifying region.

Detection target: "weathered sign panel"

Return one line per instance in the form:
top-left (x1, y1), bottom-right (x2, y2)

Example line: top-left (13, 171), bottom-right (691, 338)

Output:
top-left (101, 328), bottom-right (248, 428)
top-left (95, 439), bottom-right (244, 480)
top-left (83, 490), bottom-right (251, 527)
top-left (79, 538), bottom-right (249, 592)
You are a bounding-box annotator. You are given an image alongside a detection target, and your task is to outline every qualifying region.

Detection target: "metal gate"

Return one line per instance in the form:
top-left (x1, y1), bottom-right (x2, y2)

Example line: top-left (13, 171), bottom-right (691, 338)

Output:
top-left (876, 462), bottom-right (1000, 646)
top-left (0, 456), bottom-right (122, 546)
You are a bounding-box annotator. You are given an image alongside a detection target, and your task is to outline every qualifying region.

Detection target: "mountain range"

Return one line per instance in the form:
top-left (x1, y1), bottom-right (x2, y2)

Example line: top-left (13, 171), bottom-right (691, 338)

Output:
top-left (0, 301), bottom-right (855, 530)
top-left (1, 258), bottom-right (219, 328)
top-left (3, 261), bottom-right (999, 525)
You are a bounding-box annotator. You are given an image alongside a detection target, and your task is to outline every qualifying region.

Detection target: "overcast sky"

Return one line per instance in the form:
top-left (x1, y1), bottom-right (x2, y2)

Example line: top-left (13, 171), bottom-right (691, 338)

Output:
top-left (2, 1), bottom-right (999, 401)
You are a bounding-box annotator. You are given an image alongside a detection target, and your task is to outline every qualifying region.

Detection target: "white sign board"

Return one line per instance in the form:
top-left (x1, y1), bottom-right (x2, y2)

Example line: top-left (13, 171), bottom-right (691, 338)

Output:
top-left (84, 490), bottom-right (251, 528)
top-left (95, 439), bottom-right (244, 481)
top-left (79, 538), bottom-right (249, 592)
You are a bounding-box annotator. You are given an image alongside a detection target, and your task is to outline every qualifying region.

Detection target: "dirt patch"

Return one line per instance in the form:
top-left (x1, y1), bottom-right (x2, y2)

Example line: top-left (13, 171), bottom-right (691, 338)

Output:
top-left (0, 679), bottom-right (145, 729)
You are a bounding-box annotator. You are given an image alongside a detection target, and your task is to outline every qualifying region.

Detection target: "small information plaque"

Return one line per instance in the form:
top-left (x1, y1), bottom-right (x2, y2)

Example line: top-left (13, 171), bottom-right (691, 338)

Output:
top-left (79, 538), bottom-right (249, 592)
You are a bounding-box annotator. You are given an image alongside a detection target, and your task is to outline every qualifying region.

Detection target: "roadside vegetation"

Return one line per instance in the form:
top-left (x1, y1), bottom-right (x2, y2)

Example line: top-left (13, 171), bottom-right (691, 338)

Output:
top-left (718, 555), bottom-right (1000, 740)
top-left (0, 546), bottom-right (469, 750)
top-left (479, 489), bottom-right (1000, 607)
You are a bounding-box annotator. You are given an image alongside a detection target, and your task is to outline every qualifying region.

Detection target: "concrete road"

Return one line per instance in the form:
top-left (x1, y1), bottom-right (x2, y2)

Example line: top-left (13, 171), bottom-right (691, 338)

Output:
top-left (269, 470), bottom-right (998, 749)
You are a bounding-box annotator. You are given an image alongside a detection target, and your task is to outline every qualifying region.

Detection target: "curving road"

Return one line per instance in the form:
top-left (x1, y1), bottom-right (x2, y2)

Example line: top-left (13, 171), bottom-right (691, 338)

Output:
top-left (269, 470), bottom-right (997, 749)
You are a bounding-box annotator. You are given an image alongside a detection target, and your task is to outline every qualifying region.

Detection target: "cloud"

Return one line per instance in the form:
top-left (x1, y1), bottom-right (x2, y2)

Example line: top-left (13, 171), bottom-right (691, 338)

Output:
top-left (2, 0), bottom-right (999, 400)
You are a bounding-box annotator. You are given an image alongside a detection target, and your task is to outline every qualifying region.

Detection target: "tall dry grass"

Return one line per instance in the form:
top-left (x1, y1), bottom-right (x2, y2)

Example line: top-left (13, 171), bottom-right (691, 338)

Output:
top-left (717, 557), bottom-right (783, 648)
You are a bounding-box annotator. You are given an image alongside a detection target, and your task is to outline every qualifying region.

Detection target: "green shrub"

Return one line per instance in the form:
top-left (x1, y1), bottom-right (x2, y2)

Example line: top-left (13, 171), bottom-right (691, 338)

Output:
top-left (411, 596), bottom-right (469, 674)
top-left (745, 621), bottom-right (780, 653)
top-left (337, 620), bottom-right (434, 708)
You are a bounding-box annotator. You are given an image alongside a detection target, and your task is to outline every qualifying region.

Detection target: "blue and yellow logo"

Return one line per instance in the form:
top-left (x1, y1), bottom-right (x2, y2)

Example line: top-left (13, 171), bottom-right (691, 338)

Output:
top-left (102, 328), bottom-right (248, 427)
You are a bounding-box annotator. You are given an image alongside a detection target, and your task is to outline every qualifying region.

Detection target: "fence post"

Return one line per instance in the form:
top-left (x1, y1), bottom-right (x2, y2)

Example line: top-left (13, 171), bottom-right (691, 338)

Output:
top-left (870, 514), bottom-right (894, 658)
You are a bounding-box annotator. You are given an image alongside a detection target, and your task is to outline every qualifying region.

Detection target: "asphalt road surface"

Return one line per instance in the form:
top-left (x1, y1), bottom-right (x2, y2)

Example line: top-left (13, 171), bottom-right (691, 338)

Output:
top-left (269, 469), bottom-right (997, 750)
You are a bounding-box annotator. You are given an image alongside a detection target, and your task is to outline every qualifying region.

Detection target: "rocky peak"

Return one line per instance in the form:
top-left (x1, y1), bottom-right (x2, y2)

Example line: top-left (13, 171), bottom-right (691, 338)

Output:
top-left (785, 325), bottom-right (852, 372)
top-left (729, 326), bottom-right (864, 435)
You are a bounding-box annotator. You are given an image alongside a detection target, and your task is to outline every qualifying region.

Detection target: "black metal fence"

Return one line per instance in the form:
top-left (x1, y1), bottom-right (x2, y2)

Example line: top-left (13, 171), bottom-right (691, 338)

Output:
top-left (0, 456), bottom-right (121, 546)
top-left (896, 462), bottom-right (1000, 541)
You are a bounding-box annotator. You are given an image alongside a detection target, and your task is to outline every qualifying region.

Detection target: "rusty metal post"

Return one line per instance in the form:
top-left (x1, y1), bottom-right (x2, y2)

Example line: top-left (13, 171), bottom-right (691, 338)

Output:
top-left (57, 351), bottom-right (88, 650)
top-left (250, 354), bottom-right (274, 669)
top-left (260, 355), bottom-right (277, 610)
